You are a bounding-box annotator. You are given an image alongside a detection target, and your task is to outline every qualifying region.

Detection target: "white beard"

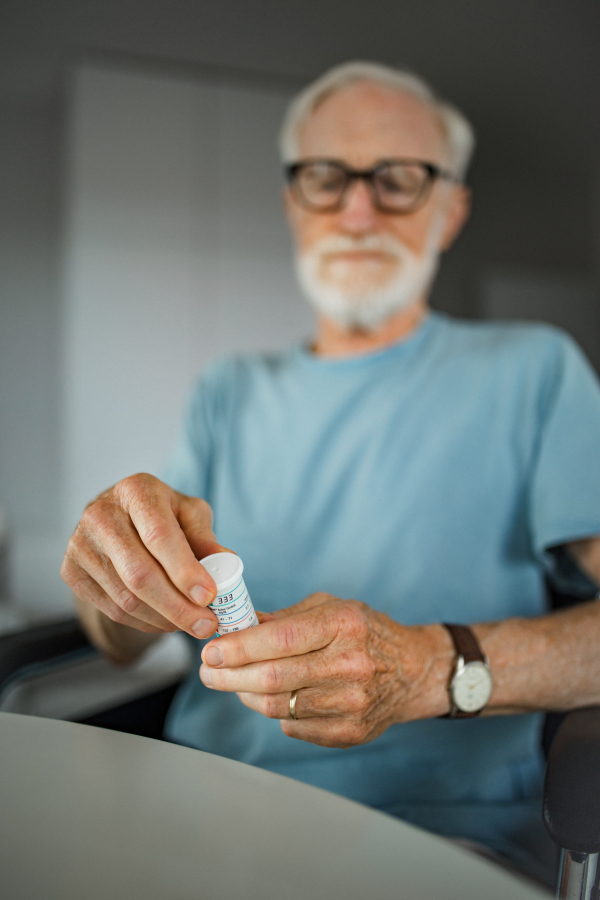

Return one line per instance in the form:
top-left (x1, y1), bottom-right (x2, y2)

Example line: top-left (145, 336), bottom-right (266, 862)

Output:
top-left (295, 226), bottom-right (442, 331)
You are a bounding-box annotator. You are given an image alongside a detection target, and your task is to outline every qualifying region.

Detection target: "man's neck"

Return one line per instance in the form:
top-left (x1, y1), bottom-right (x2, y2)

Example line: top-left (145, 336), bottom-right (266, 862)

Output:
top-left (312, 298), bottom-right (429, 358)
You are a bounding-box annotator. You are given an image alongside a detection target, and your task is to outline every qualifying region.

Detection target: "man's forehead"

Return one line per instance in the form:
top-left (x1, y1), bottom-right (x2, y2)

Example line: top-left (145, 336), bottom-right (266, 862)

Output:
top-left (298, 81), bottom-right (447, 167)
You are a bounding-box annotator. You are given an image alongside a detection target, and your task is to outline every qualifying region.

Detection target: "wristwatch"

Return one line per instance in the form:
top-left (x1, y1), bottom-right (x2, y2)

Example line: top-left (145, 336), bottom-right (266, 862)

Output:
top-left (442, 623), bottom-right (493, 718)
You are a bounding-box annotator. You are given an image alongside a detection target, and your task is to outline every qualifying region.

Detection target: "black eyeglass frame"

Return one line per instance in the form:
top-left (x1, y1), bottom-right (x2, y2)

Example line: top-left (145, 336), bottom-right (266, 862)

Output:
top-left (284, 158), bottom-right (459, 215)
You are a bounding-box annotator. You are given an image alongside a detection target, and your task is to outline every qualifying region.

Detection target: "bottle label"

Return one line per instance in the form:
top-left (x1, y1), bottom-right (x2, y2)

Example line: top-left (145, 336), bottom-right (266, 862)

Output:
top-left (210, 575), bottom-right (258, 636)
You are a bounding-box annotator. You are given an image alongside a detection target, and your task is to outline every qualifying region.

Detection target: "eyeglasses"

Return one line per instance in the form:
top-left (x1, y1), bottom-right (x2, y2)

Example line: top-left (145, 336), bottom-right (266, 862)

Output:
top-left (285, 158), bottom-right (457, 215)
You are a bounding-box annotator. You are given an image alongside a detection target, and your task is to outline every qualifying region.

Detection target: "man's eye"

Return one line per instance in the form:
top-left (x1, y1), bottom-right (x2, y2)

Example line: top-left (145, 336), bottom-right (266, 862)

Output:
top-left (378, 167), bottom-right (424, 197)
top-left (318, 178), bottom-right (343, 192)
top-left (378, 177), bottom-right (405, 194)
top-left (378, 174), bottom-right (416, 194)
top-left (304, 171), bottom-right (344, 194)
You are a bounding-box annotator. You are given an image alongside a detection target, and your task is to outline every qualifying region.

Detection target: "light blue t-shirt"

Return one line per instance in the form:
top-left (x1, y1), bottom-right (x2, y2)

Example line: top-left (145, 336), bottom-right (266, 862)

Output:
top-left (162, 312), bottom-right (600, 879)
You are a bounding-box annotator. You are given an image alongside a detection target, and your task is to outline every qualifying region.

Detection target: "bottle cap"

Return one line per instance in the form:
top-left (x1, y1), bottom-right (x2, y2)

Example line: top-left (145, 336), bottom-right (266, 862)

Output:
top-left (201, 552), bottom-right (244, 596)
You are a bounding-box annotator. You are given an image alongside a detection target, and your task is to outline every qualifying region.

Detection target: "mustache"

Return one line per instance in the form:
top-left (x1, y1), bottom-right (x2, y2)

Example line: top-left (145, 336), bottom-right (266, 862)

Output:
top-left (307, 233), bottom-right (406, 260)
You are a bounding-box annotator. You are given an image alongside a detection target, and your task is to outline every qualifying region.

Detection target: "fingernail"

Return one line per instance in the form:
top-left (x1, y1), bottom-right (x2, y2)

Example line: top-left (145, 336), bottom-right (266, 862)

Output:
top-left (190, 584), bottom-right (212, 606)
top-left (203, 644), bottom-right (223, 666)
top-left (200, 665), bottom-right (212, 687)
top-left (192, 618), bottom-right (216, 638)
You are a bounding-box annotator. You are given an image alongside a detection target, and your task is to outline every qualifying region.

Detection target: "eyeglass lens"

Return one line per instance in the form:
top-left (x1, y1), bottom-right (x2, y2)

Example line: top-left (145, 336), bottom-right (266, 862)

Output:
top-left (292, 161), bottom-right (434, 212)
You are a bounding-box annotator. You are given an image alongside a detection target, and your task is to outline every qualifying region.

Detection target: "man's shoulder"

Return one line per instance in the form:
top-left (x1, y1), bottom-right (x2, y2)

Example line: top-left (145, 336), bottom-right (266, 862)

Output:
top-left (437, 314), bottom-right (577, 368)
top-left (441, 313), bottom-right (567, 347)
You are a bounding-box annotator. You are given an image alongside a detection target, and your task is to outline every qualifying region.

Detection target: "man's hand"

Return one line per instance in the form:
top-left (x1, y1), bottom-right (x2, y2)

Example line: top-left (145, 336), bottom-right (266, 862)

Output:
top-left (61, 474), bottom-right (226, 652)
top-left (199, 593), bottom-right (454, 748)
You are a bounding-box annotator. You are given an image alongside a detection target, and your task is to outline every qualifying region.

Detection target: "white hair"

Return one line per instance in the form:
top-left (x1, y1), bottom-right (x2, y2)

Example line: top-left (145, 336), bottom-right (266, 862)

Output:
top-left (279, 60), bottom-right (475, 181)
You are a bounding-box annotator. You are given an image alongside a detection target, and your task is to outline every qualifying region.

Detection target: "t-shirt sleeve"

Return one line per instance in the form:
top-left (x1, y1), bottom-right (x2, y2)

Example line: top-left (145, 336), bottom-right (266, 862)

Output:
top-left (159, 362), bottom-right (226, 500)
top-left (529, 331), bottom-right (600, 577)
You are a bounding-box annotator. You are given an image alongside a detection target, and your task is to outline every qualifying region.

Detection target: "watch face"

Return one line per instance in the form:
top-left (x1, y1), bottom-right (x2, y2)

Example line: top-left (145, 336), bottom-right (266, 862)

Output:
top-left (452, 661), bottom-right (493, 713)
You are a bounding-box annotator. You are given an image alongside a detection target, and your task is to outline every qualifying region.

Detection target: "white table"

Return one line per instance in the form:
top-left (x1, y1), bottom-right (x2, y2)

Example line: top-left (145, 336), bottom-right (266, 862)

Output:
top-left (0, 712), bottom-right (549, 899)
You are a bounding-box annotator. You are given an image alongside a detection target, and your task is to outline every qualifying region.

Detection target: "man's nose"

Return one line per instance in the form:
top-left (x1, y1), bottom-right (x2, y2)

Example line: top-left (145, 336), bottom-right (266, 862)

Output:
top-left (337, 178), bottom-right (379, 232)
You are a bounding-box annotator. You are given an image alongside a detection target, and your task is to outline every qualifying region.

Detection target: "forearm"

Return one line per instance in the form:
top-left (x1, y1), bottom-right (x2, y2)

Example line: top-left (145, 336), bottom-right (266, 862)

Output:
top-left (413, 599), bottom-right (600, 720)
top-left (73, 595), bottom-right (161, 665)
top-left (417, 537), bottom-right (600, 718)
top-left (474, 598), bottom-right (600, 715)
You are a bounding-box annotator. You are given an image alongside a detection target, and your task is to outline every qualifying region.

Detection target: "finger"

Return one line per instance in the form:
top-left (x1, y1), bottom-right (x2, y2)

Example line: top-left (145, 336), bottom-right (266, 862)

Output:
top-left (201, 604), bottom-right (338, 668)
top-left (264, 592), bottom-right (335, 620)
top-left (200, 645), bottom-right (356, 693)
top-left (176, 494), bottom-right (230, 562)
top-left (109, 530), bottom-right (219, 638)
top-left (67, 549), bottom-right (180, 632)
top-left (117, 476), bottom-right (220, 607)
top-left (235, 687), bottom-right (351, 720)
top-left (280, 717), bottom-right (364, 749)
top-left (65, 562), bottom-right (170, 634)
top-left (256, 611), bottom-right (276, 623)
top-left (78, 499), bottom-right (218, 638)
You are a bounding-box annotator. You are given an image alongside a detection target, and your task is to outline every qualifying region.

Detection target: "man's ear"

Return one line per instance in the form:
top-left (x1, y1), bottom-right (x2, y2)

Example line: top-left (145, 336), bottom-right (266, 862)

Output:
top-left (439, 185), bottom-right (471, 252)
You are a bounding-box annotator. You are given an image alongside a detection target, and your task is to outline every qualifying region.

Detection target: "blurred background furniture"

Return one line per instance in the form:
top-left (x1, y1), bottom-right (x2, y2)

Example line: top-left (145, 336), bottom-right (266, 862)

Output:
top-left (0, 616), bottom-right (189, 737)
top-left (543, 707), bottom-right (600, 900)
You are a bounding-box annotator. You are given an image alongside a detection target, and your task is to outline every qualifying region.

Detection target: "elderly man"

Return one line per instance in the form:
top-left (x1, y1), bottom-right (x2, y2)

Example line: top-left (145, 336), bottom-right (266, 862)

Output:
top-left (63, 62), bottom-right (600, 883)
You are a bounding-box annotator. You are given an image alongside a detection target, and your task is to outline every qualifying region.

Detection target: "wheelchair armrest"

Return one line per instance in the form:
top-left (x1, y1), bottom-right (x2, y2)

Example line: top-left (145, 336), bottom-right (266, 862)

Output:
top-left (0, 617), bottom-right (98, 699)
top-left (543, 706), bottom-right (600, 854)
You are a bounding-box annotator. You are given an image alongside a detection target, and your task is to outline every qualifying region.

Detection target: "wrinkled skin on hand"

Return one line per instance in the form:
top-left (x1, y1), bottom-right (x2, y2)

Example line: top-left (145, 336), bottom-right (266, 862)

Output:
top-left (61, 473), bottom-right (225, 640)
top-left (200, 593), bottom-right (453, 749)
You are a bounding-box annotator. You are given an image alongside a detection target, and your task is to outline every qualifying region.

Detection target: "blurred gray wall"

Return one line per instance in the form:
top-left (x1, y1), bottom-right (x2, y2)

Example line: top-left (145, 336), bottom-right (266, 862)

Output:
top-left (0, 0), bottom-right (599, 613)
top-left (0, 99), bottom-right (64, 609)
top-left (63, 64), bottom-right (312, 529)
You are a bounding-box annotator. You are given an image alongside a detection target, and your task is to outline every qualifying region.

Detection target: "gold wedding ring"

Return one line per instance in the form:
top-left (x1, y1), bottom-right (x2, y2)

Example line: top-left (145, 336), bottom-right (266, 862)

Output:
top-left (289, 689), bottom-right (299, 720)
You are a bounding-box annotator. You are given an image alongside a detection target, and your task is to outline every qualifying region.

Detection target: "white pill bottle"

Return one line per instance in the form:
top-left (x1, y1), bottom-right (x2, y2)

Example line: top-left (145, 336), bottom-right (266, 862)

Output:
top-left (201, 552), bottom-right (258, 636)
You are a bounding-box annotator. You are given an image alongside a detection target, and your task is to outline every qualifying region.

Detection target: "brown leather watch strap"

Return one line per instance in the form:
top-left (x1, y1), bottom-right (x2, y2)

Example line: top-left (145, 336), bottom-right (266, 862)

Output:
top-left (440, 623), bottom-right (489, 719)
top-left (442, 623), bottom-right (485, 664)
